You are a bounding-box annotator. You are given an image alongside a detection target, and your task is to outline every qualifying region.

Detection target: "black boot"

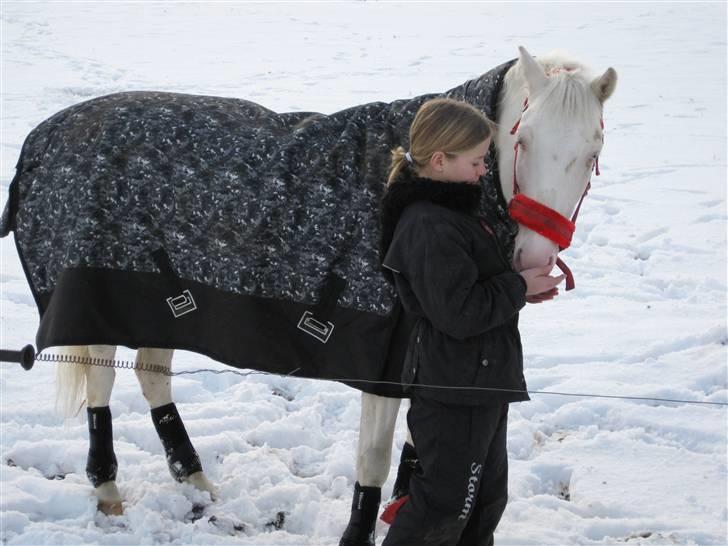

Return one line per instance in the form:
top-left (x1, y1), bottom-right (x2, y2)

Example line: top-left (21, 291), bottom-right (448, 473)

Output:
top-left (86, 406), bottom-right (118, 487)
top-left (150, 403), bottom-right (202, 482)
top-left (391, 442), bottom-right (418, 500)
top-left (339, 482), bottom-right (381, 546)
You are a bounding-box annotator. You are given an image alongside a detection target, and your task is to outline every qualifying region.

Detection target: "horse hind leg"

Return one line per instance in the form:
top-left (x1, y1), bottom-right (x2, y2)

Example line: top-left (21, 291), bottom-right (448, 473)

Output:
top-left (85, 345), bottom-right (124, 516)
top-left (135, 348), bottom-right (216, 499)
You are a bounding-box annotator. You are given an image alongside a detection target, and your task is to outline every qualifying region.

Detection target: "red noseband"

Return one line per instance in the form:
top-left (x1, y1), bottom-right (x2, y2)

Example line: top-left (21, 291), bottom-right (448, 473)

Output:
top-left (508, 193), bottom-right (575, 249)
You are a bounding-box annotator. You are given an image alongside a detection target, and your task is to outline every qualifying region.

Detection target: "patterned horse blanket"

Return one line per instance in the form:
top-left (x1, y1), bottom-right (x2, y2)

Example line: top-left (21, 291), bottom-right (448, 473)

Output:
top-left (1, 59), bottom-right (517, 397)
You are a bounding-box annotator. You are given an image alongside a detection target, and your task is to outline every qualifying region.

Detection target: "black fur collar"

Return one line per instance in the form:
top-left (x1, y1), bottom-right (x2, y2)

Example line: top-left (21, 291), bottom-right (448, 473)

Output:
top-left (378, 168), bottom-right (483, 278)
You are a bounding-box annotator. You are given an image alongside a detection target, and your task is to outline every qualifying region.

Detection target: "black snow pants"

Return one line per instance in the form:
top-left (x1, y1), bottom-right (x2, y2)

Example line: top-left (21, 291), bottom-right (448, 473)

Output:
top-left (382, 396), bottom-right (509, 546)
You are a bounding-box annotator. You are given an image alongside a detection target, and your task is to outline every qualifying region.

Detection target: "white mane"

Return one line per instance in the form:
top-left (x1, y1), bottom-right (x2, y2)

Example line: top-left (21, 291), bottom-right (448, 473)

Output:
top-left (504, 49), bottom-right (601, 122)
top-left (534, 49), bottom-right (590, 77)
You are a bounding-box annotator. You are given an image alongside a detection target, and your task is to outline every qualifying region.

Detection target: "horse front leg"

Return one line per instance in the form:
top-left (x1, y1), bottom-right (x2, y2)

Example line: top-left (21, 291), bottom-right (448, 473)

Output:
top-left (85, 345), bottom-right (123, 516)
top-left (340, 392), bottom-right (401, 546)
top-left (135, 348), bottom-right (216, 499)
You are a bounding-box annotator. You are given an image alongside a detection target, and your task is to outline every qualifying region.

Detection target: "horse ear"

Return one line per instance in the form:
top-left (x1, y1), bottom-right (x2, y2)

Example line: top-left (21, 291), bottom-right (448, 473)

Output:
top-left (591, 67), bottom-right (618, 103)
top-left (518, 46), bottom-right (548, 96)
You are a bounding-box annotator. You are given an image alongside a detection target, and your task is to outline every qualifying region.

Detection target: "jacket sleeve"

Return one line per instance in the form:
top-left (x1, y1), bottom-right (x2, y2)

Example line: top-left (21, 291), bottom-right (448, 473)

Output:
top-left (383, 210), bottom-right (526, 340)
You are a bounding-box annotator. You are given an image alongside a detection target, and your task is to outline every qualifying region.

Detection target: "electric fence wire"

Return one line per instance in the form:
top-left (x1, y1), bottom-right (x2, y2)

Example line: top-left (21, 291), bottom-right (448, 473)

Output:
top-left (31, 352), bottom-right (728, 408)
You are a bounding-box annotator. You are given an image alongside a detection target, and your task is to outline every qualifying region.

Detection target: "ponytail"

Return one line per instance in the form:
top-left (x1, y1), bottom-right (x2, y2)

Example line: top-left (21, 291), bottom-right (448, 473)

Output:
top-left (387, 146), bottom-right (411, 187)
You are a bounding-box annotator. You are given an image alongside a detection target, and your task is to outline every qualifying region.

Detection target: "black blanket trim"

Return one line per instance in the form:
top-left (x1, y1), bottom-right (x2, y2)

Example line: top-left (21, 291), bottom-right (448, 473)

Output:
top-left (36, 267), bottom-right (412, 398)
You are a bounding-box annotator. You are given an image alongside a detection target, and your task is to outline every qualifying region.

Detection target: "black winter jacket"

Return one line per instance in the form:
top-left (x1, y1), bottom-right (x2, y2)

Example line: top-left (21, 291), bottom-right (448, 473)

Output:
top-left (380, 173), bottom-right (530, 406)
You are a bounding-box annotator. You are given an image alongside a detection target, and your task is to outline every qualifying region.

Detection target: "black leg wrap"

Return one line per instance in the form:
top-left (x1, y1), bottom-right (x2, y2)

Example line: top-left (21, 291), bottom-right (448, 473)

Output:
top-left (150, 403), bottom-right (202, 482)
top-left (339, 482), bottom-right (381, 546)
top-left (391, 442), bottom-right (418, 500)
top-left (86, 406), bottom-right (118, 488)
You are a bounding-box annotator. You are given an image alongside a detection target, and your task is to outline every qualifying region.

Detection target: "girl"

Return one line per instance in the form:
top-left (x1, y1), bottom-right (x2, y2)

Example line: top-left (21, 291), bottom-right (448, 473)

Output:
top-left (379, 98), bottom-right (564, 545)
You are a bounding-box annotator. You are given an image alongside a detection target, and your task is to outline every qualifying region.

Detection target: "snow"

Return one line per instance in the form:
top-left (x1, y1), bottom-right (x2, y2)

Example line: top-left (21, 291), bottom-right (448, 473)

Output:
top-left (1, 2), bottom-right (726, 545)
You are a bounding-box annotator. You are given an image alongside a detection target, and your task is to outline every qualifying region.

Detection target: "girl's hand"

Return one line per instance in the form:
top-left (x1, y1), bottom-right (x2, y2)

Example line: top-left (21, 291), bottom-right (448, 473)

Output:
top-left (519, 265), bottom-right (566, 298)
top-left (525, 287), bottom-right (559, 304)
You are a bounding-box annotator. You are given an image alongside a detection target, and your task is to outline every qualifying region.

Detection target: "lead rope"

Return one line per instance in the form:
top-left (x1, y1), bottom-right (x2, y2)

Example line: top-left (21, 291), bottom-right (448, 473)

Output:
top-left (6, 349), bottom-right (725, 408)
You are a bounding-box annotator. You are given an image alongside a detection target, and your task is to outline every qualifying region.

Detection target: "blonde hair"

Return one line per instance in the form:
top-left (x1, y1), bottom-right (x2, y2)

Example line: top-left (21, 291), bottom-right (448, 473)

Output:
top-left (387, 98), bottom-right (495, 186)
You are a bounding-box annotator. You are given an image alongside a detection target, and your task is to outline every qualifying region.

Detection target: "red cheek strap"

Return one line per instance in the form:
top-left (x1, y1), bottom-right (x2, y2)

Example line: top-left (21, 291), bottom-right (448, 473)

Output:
top-left (508, 193), bottom-right (576, 250)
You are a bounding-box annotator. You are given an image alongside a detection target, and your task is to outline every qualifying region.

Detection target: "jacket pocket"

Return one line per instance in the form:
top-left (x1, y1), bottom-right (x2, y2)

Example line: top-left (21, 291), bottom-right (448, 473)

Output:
top-left (476, 330), bottom-right (509, 385)
top-left (477, 327), bottom-right (525, 394)
top-left (478, 330), bottom-right (502, 366)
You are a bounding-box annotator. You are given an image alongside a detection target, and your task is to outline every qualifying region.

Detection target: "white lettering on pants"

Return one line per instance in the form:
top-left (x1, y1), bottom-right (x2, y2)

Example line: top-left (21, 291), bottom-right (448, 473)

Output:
top-left (458, 462), bottom-right (483, 520)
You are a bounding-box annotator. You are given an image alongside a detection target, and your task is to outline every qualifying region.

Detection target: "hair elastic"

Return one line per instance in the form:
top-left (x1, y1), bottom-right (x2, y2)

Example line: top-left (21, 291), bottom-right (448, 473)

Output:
top-left (404, 151), bottom-right (413, 164)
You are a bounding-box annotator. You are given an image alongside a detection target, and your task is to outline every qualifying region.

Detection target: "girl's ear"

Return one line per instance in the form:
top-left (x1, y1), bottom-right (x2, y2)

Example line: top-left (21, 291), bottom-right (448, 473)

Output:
top-left (429, 151), bottom-right (446, 172)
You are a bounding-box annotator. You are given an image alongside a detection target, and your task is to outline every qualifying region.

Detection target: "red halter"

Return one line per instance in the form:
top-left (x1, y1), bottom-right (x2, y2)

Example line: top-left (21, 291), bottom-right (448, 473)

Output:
top-left (507, 98), bottom-right (603, 290)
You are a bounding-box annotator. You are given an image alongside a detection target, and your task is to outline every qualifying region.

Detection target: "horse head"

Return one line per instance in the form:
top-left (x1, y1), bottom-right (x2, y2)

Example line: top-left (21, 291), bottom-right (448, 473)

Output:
top-left (496, 46), bottom-right (618, 274)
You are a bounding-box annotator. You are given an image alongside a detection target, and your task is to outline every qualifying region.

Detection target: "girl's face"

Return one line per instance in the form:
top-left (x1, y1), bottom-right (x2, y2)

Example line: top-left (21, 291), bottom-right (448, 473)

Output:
top-left (441, 138), bottom-right (491, 183)
top-left (425, 138), bottom-right (491, 184)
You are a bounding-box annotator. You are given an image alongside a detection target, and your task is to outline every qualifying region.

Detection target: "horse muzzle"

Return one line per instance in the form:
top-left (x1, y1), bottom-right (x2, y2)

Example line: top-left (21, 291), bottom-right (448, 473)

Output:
top-left (509, 194), bottom-right (577, 290)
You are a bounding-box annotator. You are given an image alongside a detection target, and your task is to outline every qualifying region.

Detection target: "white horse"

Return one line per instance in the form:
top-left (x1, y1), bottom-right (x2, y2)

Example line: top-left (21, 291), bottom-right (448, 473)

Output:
top-left (51, 46), bottom-right (616, 530)
top-left (340, 46), bottom-right (617, 545)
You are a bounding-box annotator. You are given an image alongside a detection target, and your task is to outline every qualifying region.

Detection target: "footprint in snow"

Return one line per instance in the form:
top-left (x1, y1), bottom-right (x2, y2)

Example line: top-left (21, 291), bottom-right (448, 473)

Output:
top-left (698, 199), bottom-right (722, 208)
top-left (692, 213), bottom-right (727, 224)
top-left (6, 458), bottom-right (68, 481)
top-left (589, 234), bottom-right (609, 247)
top-left (207, 514), bottom-right (248, 535)
top-left (522, 461), bottom-right (574, 502)
top-left (634, 249), bottom-right (651, 261)
top-left (636, 227), bottom-right (669, 243)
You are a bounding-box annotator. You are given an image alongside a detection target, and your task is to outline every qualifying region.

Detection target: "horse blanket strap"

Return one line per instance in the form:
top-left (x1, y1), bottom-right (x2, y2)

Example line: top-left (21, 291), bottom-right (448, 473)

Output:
top-left (508, 194), bottom-right (576, 249)
top-left (312, 273), bottom-right (347, 320)
top-left (151, 248), bottom-right (183, 293)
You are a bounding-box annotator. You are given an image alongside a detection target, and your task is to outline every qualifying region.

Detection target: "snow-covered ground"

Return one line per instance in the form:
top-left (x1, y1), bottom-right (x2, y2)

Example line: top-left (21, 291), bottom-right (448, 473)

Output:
top-left (1, 2), bottom-right (726, 545)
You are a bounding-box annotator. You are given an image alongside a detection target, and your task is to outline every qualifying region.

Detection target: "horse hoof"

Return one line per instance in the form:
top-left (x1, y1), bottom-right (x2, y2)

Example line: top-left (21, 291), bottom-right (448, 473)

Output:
top-left (98, 500), bottom-right (124, 516)
top-left (95, 481), bottom-right (123, 515)
top-left (186, 471), bottom-right (218, 501)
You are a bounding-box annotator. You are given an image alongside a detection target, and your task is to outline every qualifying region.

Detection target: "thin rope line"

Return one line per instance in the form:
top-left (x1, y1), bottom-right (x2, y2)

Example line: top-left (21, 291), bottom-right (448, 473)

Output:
top-left (176, 371), bottom-right (728, 407)
top-left (334, 377), bottom-right (728, 407)
top-left (37, 353), bottom-right (728, 407)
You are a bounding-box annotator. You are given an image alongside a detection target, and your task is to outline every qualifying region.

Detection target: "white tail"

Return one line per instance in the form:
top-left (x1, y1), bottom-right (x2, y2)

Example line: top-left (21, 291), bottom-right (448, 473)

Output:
top-left (54, 345), bottom-right (89, 418)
